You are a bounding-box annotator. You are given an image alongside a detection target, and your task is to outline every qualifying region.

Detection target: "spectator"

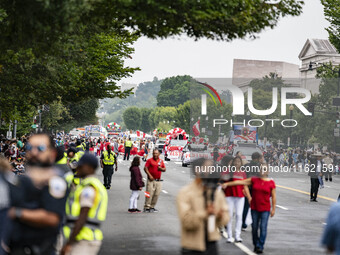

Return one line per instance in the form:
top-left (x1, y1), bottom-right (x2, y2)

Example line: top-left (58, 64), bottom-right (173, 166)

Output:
top-left (128, 156), bottom-right (144, 213)
top-left (177, 158), bottom-right (229, 255)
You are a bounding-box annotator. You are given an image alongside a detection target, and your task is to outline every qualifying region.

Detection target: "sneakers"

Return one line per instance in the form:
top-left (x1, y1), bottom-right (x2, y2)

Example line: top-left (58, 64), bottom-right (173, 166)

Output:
top-left (235, 238), bottom-right (243, 243)
top-left (226, 238), bottom-right (233, 243)
top-left (128, 209), bottom-right (142, 213)
top-left (220, 228), bottom-right (228, 239)
top-left (143, 208), bottom-right (159, 213)
top-left (254, 247), bottom-right (263, 254)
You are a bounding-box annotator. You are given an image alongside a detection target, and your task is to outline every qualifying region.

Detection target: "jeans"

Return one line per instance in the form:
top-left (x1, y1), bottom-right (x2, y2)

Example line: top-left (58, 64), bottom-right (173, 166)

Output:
top-left (251, 210), bottom-right (270, 250)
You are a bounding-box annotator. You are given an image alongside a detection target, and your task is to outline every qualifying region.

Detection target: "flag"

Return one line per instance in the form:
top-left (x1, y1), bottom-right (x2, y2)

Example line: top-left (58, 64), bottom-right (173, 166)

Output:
top-left (192, 120), bottom-right (200, 137)
top-left (144, 191), bottom-right (150, 198)
top-left (137, 131), bottom-right (140, 137)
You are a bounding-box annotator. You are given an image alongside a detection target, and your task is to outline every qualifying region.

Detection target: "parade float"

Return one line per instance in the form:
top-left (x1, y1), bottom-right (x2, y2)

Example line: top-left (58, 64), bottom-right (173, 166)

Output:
top-left (163, 128), bottom-right (188, 161)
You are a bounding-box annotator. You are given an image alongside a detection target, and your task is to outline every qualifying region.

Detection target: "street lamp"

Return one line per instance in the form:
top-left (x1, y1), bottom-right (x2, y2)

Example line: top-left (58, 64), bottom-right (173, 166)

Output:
top-left (288, 105), bottom-right (294, 146)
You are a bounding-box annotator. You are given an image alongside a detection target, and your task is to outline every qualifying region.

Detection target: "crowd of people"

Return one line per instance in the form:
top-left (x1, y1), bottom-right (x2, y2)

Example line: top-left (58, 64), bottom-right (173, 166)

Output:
top-left (0, 131), bottom-right (167, 255)
top-left (0, 131), bottom-right (340, 255)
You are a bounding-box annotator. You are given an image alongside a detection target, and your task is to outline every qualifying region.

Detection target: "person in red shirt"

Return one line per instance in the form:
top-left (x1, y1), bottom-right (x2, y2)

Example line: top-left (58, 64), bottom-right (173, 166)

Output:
top-left (223, 156), bottom-right (251, 243)
top-left (143, 149), bottom-right (166, 213)
top-left (223, 164), bottom-right (276, 254)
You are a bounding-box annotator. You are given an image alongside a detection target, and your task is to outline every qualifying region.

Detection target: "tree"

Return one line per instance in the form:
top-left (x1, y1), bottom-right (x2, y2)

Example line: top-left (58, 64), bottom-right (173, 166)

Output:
top-left (322, 0), bottom-right (340, 52)
top-left (0, 0), bottom-right (304, 133)
top-left (97, 0), bottom-right (304, 41)
top-left (149, 107), bottom-right (177, 128)
top-left (41, 97), bottom-right (70, 130)
top-left (123, 107), bottom-right (142, 131)
top-left (140, 108), bottom-right (153, 133)
top-left (157, 75), bottom-right (197, 107)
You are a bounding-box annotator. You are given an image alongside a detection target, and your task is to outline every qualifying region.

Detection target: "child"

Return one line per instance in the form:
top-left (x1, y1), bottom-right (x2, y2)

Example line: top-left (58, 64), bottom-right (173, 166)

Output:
top-left (128, 156), bottom-right (144, 213)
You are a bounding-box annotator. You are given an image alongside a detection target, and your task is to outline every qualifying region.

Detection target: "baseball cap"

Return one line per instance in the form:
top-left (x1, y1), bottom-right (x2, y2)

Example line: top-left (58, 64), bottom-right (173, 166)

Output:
top-left (77, 153), bottom-right (98, 169)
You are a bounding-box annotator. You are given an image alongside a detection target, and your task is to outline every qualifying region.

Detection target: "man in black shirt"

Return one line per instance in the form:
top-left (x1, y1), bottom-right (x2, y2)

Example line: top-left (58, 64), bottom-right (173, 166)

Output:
top-left (5, 133), bottom-right (68, 255)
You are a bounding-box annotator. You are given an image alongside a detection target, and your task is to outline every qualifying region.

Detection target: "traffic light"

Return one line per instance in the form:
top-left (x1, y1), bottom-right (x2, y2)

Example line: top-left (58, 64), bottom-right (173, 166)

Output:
top-left (33, 116), bottom-right (37, 124)
top-left (307, 102), bottom-right (315, 117)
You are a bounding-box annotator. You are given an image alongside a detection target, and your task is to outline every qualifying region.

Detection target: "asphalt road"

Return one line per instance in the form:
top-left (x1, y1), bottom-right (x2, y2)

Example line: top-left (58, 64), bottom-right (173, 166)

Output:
top-left (95, 156), bottom-right (338, 255)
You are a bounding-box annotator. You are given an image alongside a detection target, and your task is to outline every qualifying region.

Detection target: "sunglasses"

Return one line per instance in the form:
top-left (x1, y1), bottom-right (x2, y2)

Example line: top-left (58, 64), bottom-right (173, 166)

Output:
top-left (26, 143), bottom-right (48, 152)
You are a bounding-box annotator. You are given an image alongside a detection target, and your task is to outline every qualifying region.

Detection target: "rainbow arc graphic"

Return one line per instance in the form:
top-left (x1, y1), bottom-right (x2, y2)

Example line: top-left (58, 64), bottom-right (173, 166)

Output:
top-left (198, 82), bottom-right (223, 106)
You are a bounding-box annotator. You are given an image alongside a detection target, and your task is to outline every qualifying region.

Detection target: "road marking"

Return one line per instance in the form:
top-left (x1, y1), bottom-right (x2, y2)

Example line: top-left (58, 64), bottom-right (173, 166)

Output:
top-left (174, 162), bottom-right (182, 165)
top-left (322, 222), bottom-right (327, 225)
top-left (162, 190), bottom-right (168, 194)
top-left (297, 180), bottom-right (305, 183)
top-left (276, 205), bottom-right (288, 210)
top-left (182, 171), bottom-right (185, 173)
top-left (325, 185), bottom-right (331, 188)
top-left (276, 184), bottom-right (337, 202)
top-left (234, 242), bottom-right (256, 255)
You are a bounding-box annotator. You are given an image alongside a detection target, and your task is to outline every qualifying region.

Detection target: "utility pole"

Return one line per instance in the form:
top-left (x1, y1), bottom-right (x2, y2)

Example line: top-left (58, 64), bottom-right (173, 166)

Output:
top-left (38, 109), bottom-right (42, 132)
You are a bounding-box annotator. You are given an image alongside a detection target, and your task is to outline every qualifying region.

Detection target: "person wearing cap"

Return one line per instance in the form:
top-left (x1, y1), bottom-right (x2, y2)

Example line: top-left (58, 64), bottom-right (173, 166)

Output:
top-left (67, 147), bottom-right (80, 173)
top-left (100, 144), bottom-right (117, 189)
top-left (61, 153), bottom-right (108, 255)
top-left (56, 145), bottom-right (71, 174)
top-left (76, 140), bottom-right (85, 158)
top-left (308, 152), bottom-right (324, 202)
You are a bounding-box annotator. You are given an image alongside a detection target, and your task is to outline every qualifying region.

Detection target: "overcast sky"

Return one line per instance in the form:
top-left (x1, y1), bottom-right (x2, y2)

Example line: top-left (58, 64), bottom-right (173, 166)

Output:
top-left (121, 0), bottom-right (330, 85)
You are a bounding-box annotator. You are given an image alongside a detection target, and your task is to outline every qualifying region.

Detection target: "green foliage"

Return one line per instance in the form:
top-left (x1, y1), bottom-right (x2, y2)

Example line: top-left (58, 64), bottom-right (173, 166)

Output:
top-left (149, 107), bottom-right (177, 128)
top-left (41, 98), bottom-right (70, 130)
top-left (175, 101), bottom-right (191, 132)
top-left (316, 63), bottom-right (340, 108)
top-left (0, 0), bottom-right (304, 134)
top-left (157, 75), bottom-right (198, 107)
top-left (99, 0), bottom-right (304, 41)
top-left (322, 0), bottom-right (340, 52)
top-left (101, 77), bottom-right (161, 126)
top-left (140, 108), bottom-right (153, 133)
top-left (123, 107), bottom-right (142, 131)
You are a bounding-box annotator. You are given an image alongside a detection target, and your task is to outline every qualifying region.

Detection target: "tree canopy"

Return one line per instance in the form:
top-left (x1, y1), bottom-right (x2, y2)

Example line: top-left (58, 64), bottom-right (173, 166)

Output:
top-left (0, 0), bottom-right (304, 134)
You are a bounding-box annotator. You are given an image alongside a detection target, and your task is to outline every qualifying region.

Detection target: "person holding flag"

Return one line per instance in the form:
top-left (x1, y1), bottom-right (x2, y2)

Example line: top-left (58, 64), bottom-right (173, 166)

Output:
top-left (143, 149), bottom-right (166, 213)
